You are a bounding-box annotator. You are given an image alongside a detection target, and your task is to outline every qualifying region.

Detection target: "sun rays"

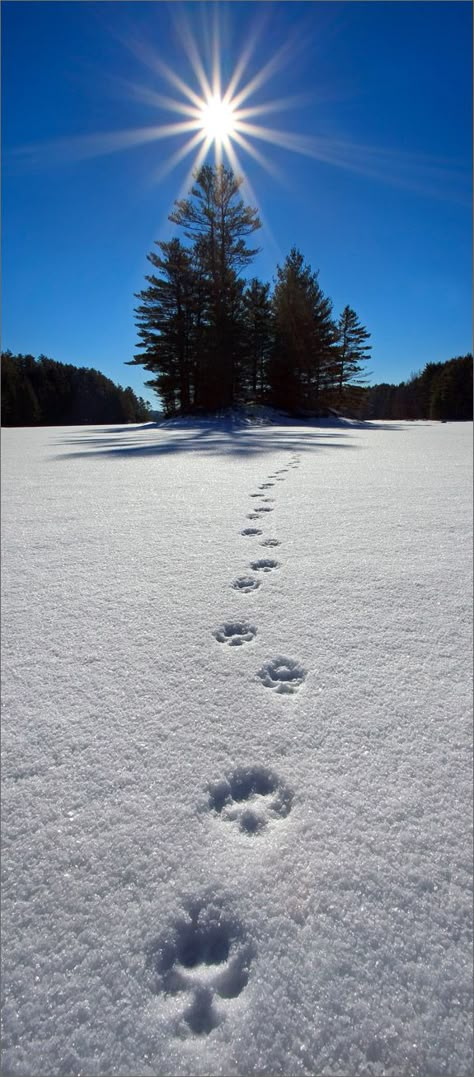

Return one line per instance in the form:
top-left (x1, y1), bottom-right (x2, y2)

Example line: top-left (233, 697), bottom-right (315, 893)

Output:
top-left (111, 9), bottom-right (309, 189)
top-left (9, 6), bottom-right (469, 209)
top-left (11, 7), bottom-right (308, 191)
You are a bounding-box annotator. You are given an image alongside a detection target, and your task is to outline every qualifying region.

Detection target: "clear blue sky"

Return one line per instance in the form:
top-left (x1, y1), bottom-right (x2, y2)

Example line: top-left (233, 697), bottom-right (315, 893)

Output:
top-left (2, 1), bottom-right (472, 404)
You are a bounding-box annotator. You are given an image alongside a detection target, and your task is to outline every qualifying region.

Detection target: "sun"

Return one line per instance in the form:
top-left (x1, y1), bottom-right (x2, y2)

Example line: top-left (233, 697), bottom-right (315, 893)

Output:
top-left (200, 96), bottom-right (236, 143)
top-left (12, 6), bottom-right (462, 208)
top-left (13, 9), bottom-right (311, 197)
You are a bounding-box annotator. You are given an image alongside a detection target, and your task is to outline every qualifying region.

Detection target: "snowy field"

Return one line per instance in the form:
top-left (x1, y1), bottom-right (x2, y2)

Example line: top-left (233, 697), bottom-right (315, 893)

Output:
top-left (1, 417), bottom-right (472, 1077)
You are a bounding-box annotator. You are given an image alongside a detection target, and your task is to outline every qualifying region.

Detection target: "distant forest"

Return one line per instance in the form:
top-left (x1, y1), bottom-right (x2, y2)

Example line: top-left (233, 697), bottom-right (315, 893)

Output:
top-left (360, 355), bottom-right (473, 422)
top-left (1, 352), bottom-right (152, 426)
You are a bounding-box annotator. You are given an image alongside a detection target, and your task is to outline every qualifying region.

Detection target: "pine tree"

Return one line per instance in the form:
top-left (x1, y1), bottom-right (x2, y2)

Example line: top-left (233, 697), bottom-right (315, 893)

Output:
top-left (169, 164), bottom-right (261, 410)
top-left (241, 279), bottom-right (273, 403)
top-left (335, 305), bottom-right (371, 408)
top-left (130, 239), bottom-right (198, 416)
top-left (269, 249), bottom-right (337, 414)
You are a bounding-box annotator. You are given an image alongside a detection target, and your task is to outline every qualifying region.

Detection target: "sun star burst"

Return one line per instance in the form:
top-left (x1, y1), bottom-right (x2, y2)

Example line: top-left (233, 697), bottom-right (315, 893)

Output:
top-left (12, 9), bottom-right (463, 209)
top-left (12, 6), bottom-right (312, 209)
top-left (200, 95), bottom-right (236, 143)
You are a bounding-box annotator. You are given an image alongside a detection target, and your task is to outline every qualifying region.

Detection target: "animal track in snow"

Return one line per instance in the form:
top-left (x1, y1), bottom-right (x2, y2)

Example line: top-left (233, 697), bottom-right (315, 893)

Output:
top-left (257, 656), bottom-right (307, 694)
top-left (275, 469), bottom-right (288, 474)
top-left (146, 899), bottom-right (252, 1035)
top-left (259, 537), bottom-right (281, 547)
top-left (260, 496), bottom-right (275, 502)
top-left (258, 483), bottom-right (274, 489)
top-left (241, 527), bottom-right (262, 536)
top-left (208, 764), bottom-right (293, 835)
top-left (250, 558), bottom-right (280, 573)
top-left (254, 505), bottom-right (273, 514)
top-left (246, 512), bottom-right (261, 520)
top-left (231, 576), bottom-right (261, 593)
top-left (213, 622), bottom-right (257, 646)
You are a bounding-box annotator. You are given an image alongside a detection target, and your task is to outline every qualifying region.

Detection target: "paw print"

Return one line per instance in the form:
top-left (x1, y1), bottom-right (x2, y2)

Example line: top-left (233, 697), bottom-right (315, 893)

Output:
top-left (146, 899), bottom-right (252, 1036)
top-left (208, 765), bottom-right (293, 835)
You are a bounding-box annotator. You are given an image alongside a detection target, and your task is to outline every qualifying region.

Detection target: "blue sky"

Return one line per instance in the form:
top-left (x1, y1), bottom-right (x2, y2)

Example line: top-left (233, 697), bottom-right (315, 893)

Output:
top-left (2, 1), bottom-right (472, 405)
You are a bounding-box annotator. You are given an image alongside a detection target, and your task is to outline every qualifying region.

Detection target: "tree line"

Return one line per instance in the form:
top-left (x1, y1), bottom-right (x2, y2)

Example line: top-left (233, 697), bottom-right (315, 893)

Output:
top-left (129, 164), bottom-right (371, 416)
top-left (1, 352), bottom-right (152, 426)
top-left (360, 355), bottom-right (473, 421)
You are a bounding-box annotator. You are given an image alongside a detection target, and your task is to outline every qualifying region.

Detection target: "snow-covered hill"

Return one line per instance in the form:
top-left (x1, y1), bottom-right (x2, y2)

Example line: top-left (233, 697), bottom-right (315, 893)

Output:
top-left (1, 419), bottom-right (472, 1077)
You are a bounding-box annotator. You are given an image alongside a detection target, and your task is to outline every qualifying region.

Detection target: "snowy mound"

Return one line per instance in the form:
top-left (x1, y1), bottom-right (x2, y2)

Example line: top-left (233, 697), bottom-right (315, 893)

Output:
top-left (160, 405), bottom-right (289, 429)
top-left (159, 405), bottom-right (367, 431)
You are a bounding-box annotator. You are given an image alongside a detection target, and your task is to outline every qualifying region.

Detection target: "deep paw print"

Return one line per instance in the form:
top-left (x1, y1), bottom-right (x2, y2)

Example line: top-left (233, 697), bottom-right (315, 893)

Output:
top-left (254, 506), bottom-right (273, 514)
top-left (240, 527), bottom-right (262, 536)
top-left (250, 558), bottom-right (280, 573)
top-left (231, 575), bottom-right (261, 593)
top-left (257, 656), bottom-right (307, 694)
top-left (146, 899), bottom-right (252, 1036)
top-left (258, 482), bottom-right (274, 489)
top-left (275, 469), bottom-right (288, 474)
top-left (208, 764), bottom-right (293, 835)
top-left (259, 538), bottom-right (281, 547)
top-left (213, 621), bottom-right (257, 646)
top-left (246, 512), bottom-right (261, 520)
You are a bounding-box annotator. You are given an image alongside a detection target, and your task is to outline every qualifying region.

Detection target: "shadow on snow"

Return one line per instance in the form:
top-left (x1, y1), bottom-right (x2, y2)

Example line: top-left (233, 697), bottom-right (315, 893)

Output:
top-left (52, 417), bottom-right (402, 461)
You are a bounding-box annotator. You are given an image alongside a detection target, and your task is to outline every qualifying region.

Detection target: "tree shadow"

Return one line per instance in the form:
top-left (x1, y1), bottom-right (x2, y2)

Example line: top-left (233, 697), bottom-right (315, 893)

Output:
top-left (52, 417), bottom-right (402, 461)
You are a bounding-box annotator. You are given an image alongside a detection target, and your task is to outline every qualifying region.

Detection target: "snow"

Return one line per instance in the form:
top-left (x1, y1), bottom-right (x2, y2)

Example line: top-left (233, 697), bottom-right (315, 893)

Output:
top-left (1, 418), bottom-right (472, 1077)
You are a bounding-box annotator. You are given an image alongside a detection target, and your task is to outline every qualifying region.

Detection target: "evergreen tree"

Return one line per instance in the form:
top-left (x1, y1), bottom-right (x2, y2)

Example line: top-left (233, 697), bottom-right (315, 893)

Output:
top-left (130, 239), bottom-right (198, 416)
top-left (1, 351), bottom-right (23, 424)
top-left (335, 305), bottom-right (371, 407)
top-left (417, 362), bottom-right (443, 418)
top-left (169, 164), bottom-right (261, 409)
top-left (269, 249), bottom-right (337, 413)
top-left (241, 278), bottom-right (273, 402)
